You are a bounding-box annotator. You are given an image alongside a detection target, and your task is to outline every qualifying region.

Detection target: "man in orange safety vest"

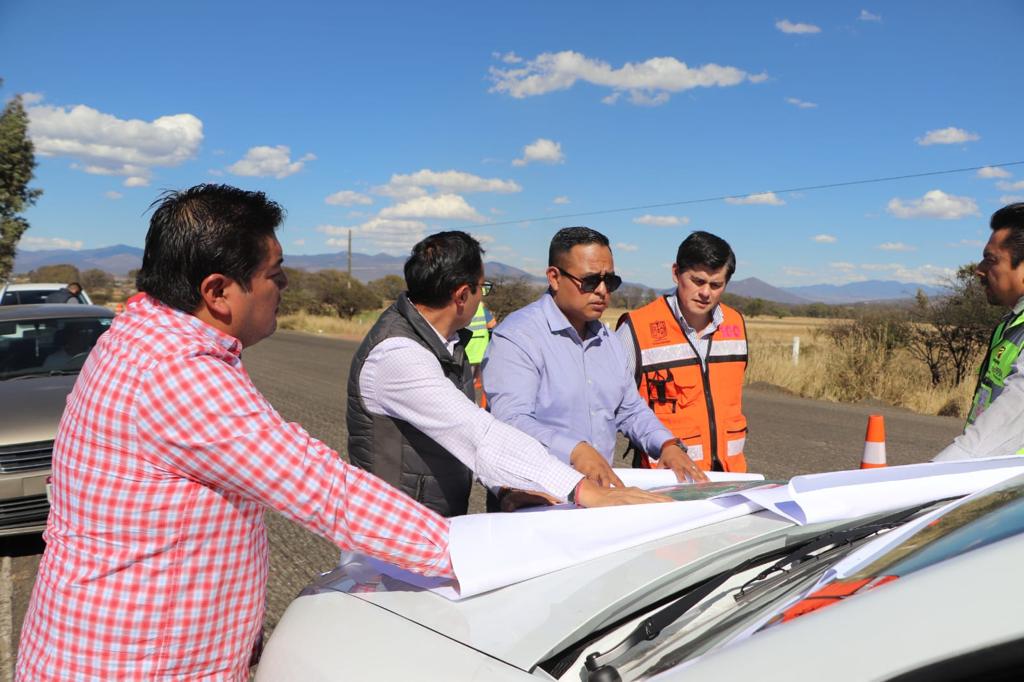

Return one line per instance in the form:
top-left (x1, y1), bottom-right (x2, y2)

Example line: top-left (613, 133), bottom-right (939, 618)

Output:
top-left (616, 231), bottom-right (748, 472)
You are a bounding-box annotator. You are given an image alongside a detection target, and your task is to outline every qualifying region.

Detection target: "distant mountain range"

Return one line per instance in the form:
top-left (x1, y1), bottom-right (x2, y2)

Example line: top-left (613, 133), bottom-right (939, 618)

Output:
top-left (12, 245), bottom-right (947, 304)
top-left (12, 244), bottom-right (542, 287)
top-left (728, 277), bottom-right (945, 304)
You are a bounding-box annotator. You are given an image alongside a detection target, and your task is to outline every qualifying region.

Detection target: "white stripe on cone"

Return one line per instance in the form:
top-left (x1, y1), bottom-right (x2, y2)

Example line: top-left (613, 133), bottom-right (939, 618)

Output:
top-left (862, 441), bottom-right (887, 467)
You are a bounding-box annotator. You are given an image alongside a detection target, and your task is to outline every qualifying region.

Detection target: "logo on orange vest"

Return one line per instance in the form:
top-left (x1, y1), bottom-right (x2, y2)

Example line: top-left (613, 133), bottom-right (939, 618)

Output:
top-left (649, 321), bottom-right (669, 342)
top-left (718, 324), bottom-right (741, 339)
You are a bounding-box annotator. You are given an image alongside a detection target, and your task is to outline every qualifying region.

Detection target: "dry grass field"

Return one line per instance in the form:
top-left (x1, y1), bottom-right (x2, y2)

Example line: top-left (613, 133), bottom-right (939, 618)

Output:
top-left (280, 307), bottom-right (978, 418)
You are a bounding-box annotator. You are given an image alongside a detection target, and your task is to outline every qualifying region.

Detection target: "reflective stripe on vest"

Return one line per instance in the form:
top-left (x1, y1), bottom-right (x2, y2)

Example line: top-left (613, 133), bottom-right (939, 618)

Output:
top-left (619, 297), bottom-right (748, 473)
top-left (968, 309), bottom-right (1024, 428)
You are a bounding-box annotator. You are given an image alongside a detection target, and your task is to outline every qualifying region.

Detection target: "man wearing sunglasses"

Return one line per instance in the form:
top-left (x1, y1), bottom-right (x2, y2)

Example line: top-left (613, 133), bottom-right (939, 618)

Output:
top-left (616, 231), bottom-right (749, 474)
top-left (483, 227), bottom-right (708, 493)
top-left (348, 230), bottom-right (669, 516)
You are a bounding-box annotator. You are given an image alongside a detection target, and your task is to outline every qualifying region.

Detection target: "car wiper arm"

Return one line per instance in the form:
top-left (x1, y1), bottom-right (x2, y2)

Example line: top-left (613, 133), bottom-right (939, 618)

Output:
top-left (734, 498), bottom-right (949, 598)
top-left (582, 499), bottom-right (945, 682)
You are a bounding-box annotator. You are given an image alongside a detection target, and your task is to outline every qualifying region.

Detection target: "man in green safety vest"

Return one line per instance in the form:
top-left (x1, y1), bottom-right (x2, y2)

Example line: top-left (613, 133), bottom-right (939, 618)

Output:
top-left (464, 301), bottom-right (496, 405)
top-left (935, 202), bottom-right (1024, 461)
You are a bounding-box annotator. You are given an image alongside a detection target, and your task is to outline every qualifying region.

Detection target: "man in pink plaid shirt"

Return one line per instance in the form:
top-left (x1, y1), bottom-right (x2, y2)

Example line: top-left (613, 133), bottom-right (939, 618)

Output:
top-left (16, 185), bottom-right (456, 680)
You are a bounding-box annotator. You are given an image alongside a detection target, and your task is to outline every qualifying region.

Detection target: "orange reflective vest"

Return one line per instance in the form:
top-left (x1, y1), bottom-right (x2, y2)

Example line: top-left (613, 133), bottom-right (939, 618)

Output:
top-left (617, 297), bottom-right (748, 472)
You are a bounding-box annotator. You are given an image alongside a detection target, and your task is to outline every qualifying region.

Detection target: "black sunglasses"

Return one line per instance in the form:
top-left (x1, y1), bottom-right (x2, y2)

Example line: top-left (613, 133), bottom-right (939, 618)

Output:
top-left (557, 268), bottom-right (622, 293)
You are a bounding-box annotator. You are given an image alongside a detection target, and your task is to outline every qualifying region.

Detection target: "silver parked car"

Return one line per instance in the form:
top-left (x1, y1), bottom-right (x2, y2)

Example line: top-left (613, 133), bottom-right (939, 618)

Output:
top-left (257, 472), bottom-right (1024, 681)
top-left (0, 304), bottom-right (112, 535)
top-left (0, 282), bottom-right (93, 306)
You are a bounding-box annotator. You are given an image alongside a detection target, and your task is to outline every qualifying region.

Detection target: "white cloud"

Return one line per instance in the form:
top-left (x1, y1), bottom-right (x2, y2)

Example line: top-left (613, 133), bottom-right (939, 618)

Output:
top-left (383, 169), bottom-right (521, 194)
top-left (818, 261), bottom-right (953, 285)
top-left (858, 10), bottom-right (882, 22)
top-left (123, 176), bottom-right (149, 188)
top-left (776, 19), bottom-right (821, 34)
top-left (616, 242), bottom-right (639, 252)
top-left (1001, 195), bottom-right (1024, 205)
top-left (782, 266), bottom-right (817, 277)
top-left (228, 145), bottom-right (315, 178)
top-left (293, 238), bottom-right (305, 246)
top-left (26, 96), bottom-right (203, 183)
top-left (786, 97), bottom-right (817, 109)
top-left (916, 127), bottom-right (980, 146)
top-left (379, 193), bottom-right (485, 222)
top-left (18, 235), bottom-right (84, 251)
top-left (21, 92), bottom-right (44, 105)
top-left (325, 190), bottom-right (373, 206)
top-left (857, 263), bottom-right (954, 284)
top-left (492, 51), bottom-right (523, 64)
top-left (553, 195), bottom-right (571, 205)
top-left (207, 168), bottom-right (224, 177)
top-left (633, 214), bottom-right (690, 226)
top-left (977, 166), bottom-right (1010, 179)
top-left (319, 218), bottom-right (429, 253)
top-left (812, 234), bottom-right (837, 243)
top-left (489, 50), bottom-right (766, 106)
top-left (725, 191), bottom-right (785, 206)
top-left (887, 189), bottom-right (979, 220)
top-left (513, 138), bottom-right (565, 166)
top-left (877, 241), bottom-right (917, 252)
top-left (472, 233), bottom-right (495, 244)
top-left (997, 180), bottom-right (1024, 192)
top-left (948, 239), bottom-right (983, 248)
top-left (104, 190), bottom-right (123, 200)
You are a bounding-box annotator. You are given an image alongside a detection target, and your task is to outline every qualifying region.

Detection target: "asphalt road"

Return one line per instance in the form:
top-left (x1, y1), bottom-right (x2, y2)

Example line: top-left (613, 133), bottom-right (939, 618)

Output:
top-left (0, 329), bottom-right (965, 677)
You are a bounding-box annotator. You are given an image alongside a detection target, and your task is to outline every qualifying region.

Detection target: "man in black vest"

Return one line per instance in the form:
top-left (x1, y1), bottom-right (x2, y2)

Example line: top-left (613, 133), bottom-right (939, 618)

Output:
top-left (348, 231), bottom-right (668, 515)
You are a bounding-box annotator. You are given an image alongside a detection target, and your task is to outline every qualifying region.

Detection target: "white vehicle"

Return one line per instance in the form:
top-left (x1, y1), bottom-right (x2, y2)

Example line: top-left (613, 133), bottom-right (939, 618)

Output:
top-left (257, 464), bottom-right (1024, 681)
top-left (0, 282), bottom-right (93, 306)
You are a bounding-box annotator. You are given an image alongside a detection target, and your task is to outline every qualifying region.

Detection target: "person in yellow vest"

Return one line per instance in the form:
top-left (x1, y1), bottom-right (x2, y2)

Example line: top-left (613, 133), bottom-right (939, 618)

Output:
top-left (464, 301), bottom-right (496, 406)
top-left (616, 231), bottom-right (748, 472)
top-left (934, 202), bottom-right (1024, 461)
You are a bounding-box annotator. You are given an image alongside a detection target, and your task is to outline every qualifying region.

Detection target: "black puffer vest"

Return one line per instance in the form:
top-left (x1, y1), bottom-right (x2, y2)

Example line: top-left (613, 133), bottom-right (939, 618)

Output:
top-left (347, 293), bottom-right (475, 517)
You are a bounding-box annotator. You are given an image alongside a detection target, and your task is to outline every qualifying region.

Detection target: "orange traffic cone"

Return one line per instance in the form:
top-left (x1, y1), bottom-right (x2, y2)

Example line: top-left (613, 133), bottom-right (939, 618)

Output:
top-left (861, 414), bottom-right (887, 469)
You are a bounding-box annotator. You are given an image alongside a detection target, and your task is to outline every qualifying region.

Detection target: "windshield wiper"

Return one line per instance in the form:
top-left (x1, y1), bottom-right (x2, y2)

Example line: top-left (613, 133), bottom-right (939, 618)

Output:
top-left (582, 500), bottom-right (945, 682)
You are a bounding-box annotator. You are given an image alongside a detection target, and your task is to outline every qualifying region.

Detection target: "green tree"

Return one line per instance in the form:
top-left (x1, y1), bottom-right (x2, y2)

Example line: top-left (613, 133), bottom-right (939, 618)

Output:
top-left (909, 264), bottom-right (1004, 387)
top-left (0, 89), bottom-right (43, 281)
top-left (29, 263), bottom-right (80, 283)
top-left (81, 268), bottom-right (114, 291)
top-left (367, 274), bottom-right (406, 302)
top-left (486, 277), bottom-right (544, 322)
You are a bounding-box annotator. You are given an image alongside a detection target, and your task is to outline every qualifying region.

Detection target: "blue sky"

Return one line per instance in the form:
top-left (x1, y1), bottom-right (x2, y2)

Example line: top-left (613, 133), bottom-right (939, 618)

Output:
top-left (2, 0), bottom-right (1022, 288)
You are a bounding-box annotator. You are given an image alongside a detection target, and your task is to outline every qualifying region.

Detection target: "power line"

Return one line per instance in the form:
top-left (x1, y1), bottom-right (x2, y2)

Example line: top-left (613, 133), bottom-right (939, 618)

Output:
top-left (471, 160), bottom-right (1024, 229)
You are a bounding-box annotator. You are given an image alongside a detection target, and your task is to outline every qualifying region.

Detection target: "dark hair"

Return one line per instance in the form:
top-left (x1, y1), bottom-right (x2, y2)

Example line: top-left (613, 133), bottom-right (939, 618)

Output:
top-left (548, 226), bottom-right (610, 267)
top-left (675, 231), bottom-right (736, 281)
top-left (404, 231), bottom-right (484, 307)
top-left (136, 184), bottom-right (284, 312)
top-left (67, 282), bottom-right (81, 290)
top-left (991, 203), bottom-right (1024, 267)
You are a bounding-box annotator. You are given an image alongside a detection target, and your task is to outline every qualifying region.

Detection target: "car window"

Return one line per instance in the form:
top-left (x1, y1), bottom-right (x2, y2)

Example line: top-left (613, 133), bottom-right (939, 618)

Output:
top-left (0, 290), bottom-right (53, 305)
top-left (0, 316), bottom-right (112, 379)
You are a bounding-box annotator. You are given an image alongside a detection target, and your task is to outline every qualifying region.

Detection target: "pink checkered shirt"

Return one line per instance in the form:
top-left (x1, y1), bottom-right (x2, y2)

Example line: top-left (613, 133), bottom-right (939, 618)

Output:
top-left (17, 295), bottom-right (453, 681)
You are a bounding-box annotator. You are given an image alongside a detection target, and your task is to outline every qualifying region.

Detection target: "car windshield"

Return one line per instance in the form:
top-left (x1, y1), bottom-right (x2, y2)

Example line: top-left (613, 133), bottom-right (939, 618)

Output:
top-left (1, 290), bottom-right (53, 305)
top-left (606, 477), bottom-right (1024, 680)
top-left (0, 316), bottom-right (112, 379)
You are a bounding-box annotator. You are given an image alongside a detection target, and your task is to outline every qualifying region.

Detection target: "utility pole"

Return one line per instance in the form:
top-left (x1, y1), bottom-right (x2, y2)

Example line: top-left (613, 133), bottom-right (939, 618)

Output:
top-left (347, 229), bottom-right (352, 289)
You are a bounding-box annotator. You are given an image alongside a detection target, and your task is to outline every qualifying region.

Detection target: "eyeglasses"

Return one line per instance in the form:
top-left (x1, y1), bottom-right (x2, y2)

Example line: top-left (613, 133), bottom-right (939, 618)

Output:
top-left (479, 280), bottom-right (493, 296)
top-left (557, 268), bottom-right (622, 293)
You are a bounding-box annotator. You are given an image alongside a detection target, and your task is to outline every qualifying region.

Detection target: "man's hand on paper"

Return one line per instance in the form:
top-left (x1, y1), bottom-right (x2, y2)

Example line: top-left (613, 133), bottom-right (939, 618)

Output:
top-left (658, 442), bottom-right (710, 483)
top-left (570, 442), bottom-right (625, 487)
top-left (576, 479), bottom-right (671, 507)
top-left (496, 487), bottom-right (560, 512)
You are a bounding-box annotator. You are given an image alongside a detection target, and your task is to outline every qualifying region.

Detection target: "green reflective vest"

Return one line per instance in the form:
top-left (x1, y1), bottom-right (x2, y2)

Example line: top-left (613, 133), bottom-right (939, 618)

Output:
top-left (967, 308), bottom-right (1024, 427)
top-left (464, 302), bottom-right (490, 365)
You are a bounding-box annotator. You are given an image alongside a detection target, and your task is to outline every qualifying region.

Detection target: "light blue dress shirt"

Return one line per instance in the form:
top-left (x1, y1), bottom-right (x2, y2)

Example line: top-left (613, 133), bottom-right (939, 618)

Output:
top-left (482, 293), bottom-right (674, 465)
